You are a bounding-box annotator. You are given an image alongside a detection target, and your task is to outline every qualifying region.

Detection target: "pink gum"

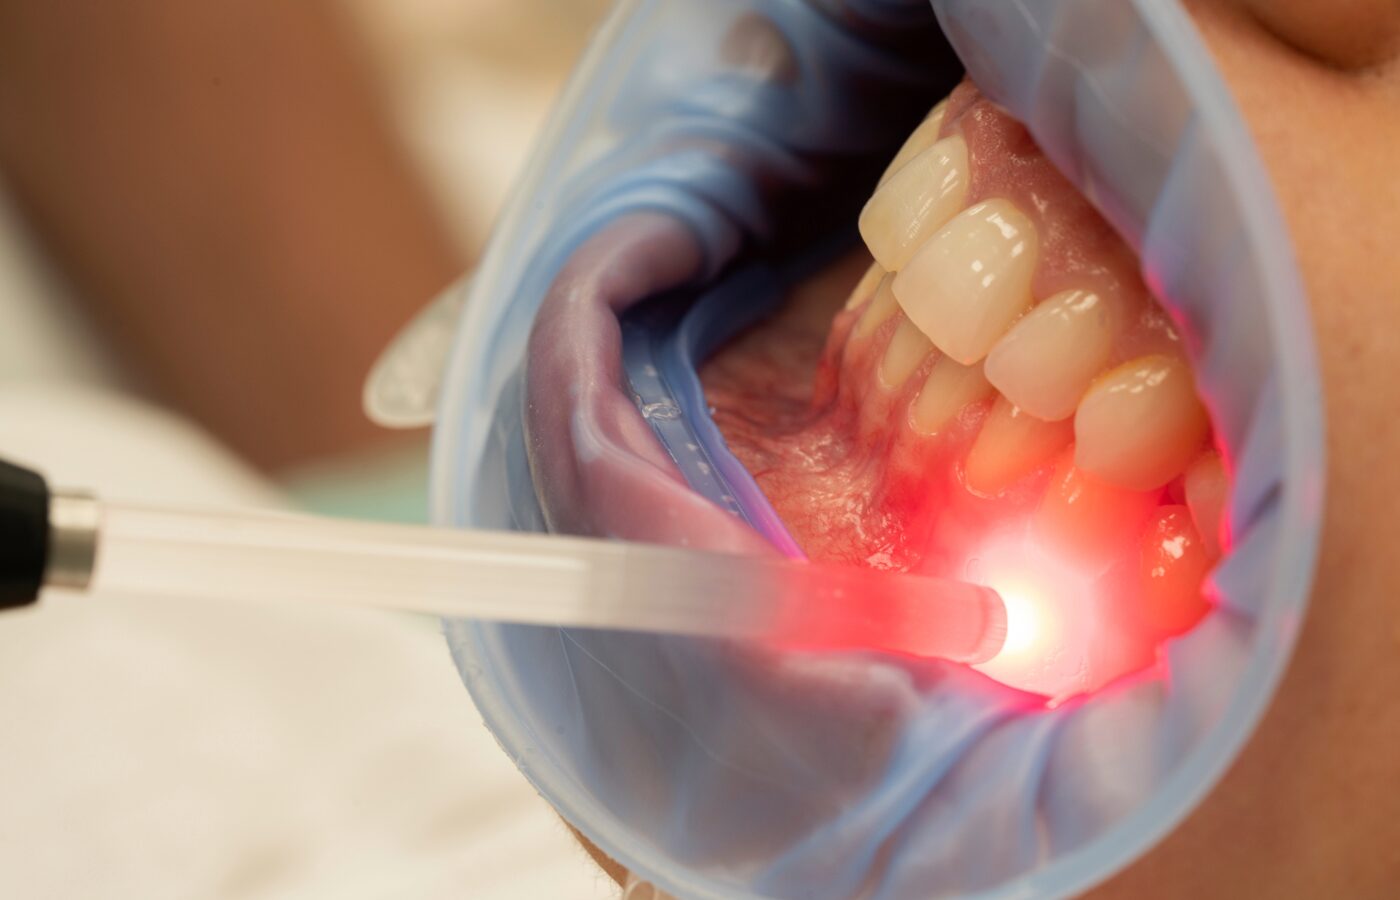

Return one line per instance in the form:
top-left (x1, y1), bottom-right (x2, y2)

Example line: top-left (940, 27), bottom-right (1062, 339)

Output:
top-left (939, 81), bottom-right (1182, 364)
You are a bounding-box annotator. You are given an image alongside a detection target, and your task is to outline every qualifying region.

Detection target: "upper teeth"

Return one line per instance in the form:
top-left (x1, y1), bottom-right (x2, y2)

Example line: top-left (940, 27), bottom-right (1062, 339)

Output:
top-left (859, 135), bottom-right (970, 272)
top-left (1073, 355), bottom-right (1210, 491)
top-left (964, 397), bottom-right (1074, 496)
top-left (891, 198), bottom-right (1039, 366)
top-left (910, 355), bottom-right (994, 436)
top-left (984, 288), bottom-right (1117, 422)
top-left (848, 111), bottom-right (1213, 500)
top-left (875, 99), bottom-right (949, 189)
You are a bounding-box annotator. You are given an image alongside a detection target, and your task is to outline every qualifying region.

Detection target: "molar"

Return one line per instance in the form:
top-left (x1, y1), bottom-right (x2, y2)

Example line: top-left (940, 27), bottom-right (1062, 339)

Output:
top-left (964, 397), bottom-right (1073, 495)
top-left (878, 317), bottom-right (935, 390)
top-left (859, 135), bottom-right (970, 272)
top-left (910, 356), bottom-right (994, 436)
top-left (984, 288), bottom-right (1116, 421)
top-left (892, 199), bottom-right (1039, 366)
top-left (876, 99), bottom-right (949, 187)
top-left (1073, 355), bottom-right (1210, 491)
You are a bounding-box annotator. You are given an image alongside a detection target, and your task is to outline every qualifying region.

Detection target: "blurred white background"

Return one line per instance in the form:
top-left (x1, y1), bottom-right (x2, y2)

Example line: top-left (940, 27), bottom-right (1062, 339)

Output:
top-left (348, 0), bottom-right (610, 247)
top-left (0, 2), bottom-right (622, 897)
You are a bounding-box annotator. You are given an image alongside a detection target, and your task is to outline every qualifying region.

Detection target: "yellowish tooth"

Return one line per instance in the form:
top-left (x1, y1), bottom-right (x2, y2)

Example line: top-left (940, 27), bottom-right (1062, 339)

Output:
top-left (877, 99), bottom-right (949, 187)
top-left (1184, 450), bottom-right (1228, 558)
top-left (878, 317), bottom-right (935, 389)
top-left (892, 199), bottom-right (1039, 366)
top-left (1074, 355), bottom-right (1210, 491)
top-left (1133, 505), bottom-right (1212, 637)
top-left (1034, 451), bottom-right (1160, 571)
top-left (910, 356), bottom-right (994, 436)
top-left (844, 261), bottom-right (887, 310)
top-left (965, 397), bottom-right (1073, 495)
top-left (859, 136), bottom-right (970, 272)
top-left (853, 273), bottom-right (899, 339)
top-left (984, 288), bottom-right (1116, 421)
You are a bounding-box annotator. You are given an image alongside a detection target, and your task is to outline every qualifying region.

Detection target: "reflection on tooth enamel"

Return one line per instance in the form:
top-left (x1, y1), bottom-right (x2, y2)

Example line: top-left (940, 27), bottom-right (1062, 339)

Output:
top-left (853, 274), bottom-right (899, 338)
top-left (844, 261), bottom-right (886, 310)
top-left (892, 199), bottom-right (1039, 365)
top-left (965, 397), bottom-right (1073, 495)
top-left (859, 136), bottom-right (970, 272)
top-left (878, 317), bottom-right (935, 389)
top-left (1185, 451), bottom-right (1228, 558)
top-left (910, 356), bottom-right (994, 435)
top-left (1074, 355), bottom-right (1210, 490)
top-left (1035, 451), bottom-right (1160, 571)
top-left (984, 288), bottom-right (1115, 421)
top-left (876, 99), bottom-right (948, 187)
top-left (1135, 505), bottom-right (1212, 636)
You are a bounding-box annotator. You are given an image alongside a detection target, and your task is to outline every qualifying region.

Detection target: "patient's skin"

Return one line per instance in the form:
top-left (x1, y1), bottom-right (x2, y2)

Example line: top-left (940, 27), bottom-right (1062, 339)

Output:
top-left (1091, 1), bottom-right (1400, 895)
top-left (580, 0), bottom-right (1400, 893)
top-left (0, 0), bottom-right (464, 469)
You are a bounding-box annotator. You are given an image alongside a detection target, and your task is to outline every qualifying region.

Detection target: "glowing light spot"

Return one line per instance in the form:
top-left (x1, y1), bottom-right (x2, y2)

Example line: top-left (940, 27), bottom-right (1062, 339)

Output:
top-left (965, 527), bottom-right (1156, 700)
top-left (987, 578), bottom-right (1054, 660)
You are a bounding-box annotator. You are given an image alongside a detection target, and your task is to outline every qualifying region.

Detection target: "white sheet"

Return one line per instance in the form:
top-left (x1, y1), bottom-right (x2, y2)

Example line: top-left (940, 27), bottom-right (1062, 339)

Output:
top-left (0, 384), bottom-right (616, 899)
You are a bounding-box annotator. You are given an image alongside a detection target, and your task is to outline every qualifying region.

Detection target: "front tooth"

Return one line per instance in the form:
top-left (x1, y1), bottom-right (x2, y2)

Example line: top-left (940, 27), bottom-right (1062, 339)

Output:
top-left (853, 273), bottom-right (899, 339)
top-left (910, 356), bottom-right (994, 436)
top-left (876, 99), bottom-right (949, 187)
top-left (1034, 451), bottom-right (1160, 571)
top-left (1074, 355), bottom-right (1210, 491)
top-left (859, 136), bottom-right (970, 272)
top-left (965, 397), bottom-right (1073, 495)
top-left (984, 288), bottom-right (1116, 421)
top-left (845, 261), bottom-right (887, 310)
top-left (892, 199), bottom-right (1039, 366)
top-left (1184, 451), bottom-right (1228, 558)
top-left (878, 317), bottom-right (935, 389)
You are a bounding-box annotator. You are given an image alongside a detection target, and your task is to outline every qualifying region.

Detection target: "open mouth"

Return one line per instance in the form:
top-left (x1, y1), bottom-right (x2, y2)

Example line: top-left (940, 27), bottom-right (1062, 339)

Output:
top-left (445, 5), bottom-right (1323, 894)
top-left (700, 81), bottom-right (1228, 699)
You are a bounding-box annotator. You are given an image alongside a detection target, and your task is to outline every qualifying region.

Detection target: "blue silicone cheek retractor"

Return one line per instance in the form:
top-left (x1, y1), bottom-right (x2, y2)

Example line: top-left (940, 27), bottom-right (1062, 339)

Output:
top-left (432, 1), bottom-right (1323, 897)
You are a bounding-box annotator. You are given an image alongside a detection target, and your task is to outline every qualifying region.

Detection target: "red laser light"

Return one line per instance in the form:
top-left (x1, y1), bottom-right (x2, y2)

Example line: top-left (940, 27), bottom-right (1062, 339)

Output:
top-left (967, 528), bottom-right (1157, 700)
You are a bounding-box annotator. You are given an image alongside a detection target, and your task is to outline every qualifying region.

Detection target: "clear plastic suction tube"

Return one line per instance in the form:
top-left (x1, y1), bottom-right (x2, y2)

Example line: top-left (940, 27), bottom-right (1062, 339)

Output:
top-left (86, 502), bottom-right (1004, 663)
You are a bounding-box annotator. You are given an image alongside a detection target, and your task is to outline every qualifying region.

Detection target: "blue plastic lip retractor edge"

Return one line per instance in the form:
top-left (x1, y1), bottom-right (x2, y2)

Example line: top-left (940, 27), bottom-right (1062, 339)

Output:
top-left (431, 1), bottom-right (1326, 896)
top-left (619, 233), bottom-right (865, 560)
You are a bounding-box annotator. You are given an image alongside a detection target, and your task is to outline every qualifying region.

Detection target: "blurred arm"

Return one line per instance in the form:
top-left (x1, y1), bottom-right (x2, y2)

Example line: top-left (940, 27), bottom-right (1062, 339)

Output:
top-left (0, 0), bottom-right (464, 469)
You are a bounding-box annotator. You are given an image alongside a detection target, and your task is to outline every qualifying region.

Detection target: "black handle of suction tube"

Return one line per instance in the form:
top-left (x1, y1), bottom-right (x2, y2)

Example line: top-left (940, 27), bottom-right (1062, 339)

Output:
top-left (0, 458), bottom-right (49, 609)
